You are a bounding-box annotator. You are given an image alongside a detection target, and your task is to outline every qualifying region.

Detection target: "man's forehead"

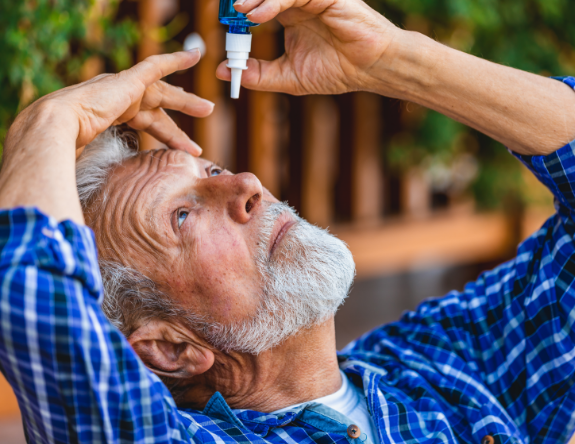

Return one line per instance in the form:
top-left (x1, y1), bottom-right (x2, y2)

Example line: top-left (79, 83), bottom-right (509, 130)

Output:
top-left (126, 149), bottom-right (203, 174)
top-left (96, 149), bottom-right (210, 225)
top-left (106, 148), bottom-right (207, 187)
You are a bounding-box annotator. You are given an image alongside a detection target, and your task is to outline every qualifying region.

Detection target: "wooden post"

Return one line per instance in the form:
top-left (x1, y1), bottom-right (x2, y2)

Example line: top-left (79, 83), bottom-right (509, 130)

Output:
top-left (137, 0), bottom-right (178, 151)
top-left (193, 0), bottom-right (227, 161)
top-left (80, 0), bottom-right (107, 82)
top-left (246, 21), bottom-right (281, 194)
top-left (402, 167), bottom-right (431, 219)
top-left (351, 93), bottom-right (384, 223)
top-left (335, 94), bottom-right (354, 222)
top-left (301, 96), bottom-right (339, 227)
top-left (285, 95), bottom-right (305, 213)
top-left (249, 91), bottom-right (281, 195)
top-left (138, 0), bottom-right (162, 61)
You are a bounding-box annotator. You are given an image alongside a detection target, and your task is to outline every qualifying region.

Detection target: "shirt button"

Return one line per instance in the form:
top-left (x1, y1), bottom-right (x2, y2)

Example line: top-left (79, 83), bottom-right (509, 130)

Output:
top-left (481, 435), bottom-right (495, 444)
top-left (347, 424), bottom-right (361, 439)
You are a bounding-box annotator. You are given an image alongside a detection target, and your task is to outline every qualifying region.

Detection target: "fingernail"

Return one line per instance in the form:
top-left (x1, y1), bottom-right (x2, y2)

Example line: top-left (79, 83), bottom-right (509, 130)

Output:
top-left (247, 7), bottom-right (258, 15)
top-left (234, 0), bottom-right (245, 6)
top-left (190, 139), bottom-right (203, 155)
top-left (186, 47), bottom-right (201, 54)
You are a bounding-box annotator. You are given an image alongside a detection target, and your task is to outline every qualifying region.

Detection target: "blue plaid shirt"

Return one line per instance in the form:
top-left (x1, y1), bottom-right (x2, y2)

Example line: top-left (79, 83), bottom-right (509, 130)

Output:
top-left (1, 77), bottom-right (575, 444)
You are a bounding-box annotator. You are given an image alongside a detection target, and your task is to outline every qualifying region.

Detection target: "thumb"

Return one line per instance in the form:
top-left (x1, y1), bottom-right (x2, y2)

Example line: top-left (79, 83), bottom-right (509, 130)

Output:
top-left (216, 56), bottom-right (306, 95)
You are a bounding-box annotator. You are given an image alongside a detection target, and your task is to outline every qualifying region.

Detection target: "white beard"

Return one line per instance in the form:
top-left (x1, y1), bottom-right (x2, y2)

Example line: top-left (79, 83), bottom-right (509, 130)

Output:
top-left (201, 202), bottom-right (356, 354)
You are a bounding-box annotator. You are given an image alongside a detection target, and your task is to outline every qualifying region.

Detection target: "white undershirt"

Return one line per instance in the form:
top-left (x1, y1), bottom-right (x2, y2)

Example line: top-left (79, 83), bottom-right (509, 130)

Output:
top-left (273, 371), bottom-right (379, 444)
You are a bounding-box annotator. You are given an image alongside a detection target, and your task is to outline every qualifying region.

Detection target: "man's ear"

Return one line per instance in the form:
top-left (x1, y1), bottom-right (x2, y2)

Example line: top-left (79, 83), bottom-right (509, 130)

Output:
top-left (128, 319), bottom-right (215, 379)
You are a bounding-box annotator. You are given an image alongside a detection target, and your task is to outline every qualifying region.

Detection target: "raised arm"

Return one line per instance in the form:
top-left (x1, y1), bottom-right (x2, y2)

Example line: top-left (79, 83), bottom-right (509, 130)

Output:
top-left (216, 0), bottom-right (575, 156)
top-left (0, 52), bottom-right (213, 443)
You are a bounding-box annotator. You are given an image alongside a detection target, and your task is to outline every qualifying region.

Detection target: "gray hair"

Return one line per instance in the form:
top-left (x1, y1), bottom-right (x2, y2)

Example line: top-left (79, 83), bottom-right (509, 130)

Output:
top-left (76, 128), bottom-right (137, 212)
top-left (76, 129), bottom-right (183, 337)
top-left (77, 129), bottom-right (355, 357)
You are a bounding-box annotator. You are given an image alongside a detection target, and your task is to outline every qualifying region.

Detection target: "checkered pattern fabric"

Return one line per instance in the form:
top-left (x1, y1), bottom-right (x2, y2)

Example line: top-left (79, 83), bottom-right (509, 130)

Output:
top-left (1, 77), bottom-right (575, 444)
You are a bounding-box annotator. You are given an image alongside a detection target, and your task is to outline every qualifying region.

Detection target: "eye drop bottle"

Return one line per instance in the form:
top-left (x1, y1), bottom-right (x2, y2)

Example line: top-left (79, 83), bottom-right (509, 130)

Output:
top-left (218, 0), bottom-right (259, 98)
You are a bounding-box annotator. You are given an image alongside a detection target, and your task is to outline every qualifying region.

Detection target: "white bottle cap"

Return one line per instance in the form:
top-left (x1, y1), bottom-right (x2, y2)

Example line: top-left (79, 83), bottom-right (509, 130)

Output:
top-left (226, 32), bottom-right (252, 99)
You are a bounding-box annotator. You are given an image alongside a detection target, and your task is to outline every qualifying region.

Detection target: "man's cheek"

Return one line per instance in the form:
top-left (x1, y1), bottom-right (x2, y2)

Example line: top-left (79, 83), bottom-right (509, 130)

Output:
top-left (193, 248), bottom-right (261, 322)
top-left (198, 230), bottom-right (256, 279)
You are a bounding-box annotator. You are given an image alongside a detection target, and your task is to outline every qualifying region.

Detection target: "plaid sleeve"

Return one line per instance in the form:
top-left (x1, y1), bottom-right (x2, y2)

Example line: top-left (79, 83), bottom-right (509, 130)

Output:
top-left (0, 208), bottom-right (192, 443)
top-left (347, 211), bottom-right (575, 442)
top-left (346, 77), bottom-right (575, 443)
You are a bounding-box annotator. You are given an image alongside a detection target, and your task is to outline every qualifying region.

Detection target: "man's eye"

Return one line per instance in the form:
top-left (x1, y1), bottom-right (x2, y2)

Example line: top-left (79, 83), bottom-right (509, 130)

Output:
top-left (178, 211), bottom-right (189, 228)
top-left (210, 165), bottom-right (223, 176)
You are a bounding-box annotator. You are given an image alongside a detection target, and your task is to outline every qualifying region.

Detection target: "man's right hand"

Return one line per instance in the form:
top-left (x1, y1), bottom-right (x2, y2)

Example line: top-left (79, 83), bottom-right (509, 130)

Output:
top-left (0, 50), bottom-right (213, 223)
top-left (216, 0), bottom-right (400, 95)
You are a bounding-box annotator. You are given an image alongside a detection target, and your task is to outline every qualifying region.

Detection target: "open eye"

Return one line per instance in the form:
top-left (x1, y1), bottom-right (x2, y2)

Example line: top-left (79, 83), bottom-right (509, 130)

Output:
top-left (178, 210), bottom-right (189, 228)
top-left (209, 165), bottom-right (224, 176)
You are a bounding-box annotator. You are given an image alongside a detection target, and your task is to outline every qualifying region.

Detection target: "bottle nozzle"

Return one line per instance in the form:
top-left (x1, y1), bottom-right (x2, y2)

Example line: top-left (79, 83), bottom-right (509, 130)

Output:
top-left (230, 68), bottom-right (243, 99)
top-left (225, 32), bottom-right (252, 99)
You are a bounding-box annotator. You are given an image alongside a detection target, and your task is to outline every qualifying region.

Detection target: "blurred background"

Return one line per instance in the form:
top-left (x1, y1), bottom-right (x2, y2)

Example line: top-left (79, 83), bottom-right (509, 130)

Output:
top-left (1, 0), bottom-right (574, 441)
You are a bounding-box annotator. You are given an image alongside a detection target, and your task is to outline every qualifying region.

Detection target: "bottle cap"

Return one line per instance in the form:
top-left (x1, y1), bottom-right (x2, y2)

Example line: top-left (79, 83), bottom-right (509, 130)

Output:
top-left (226, 32), bottom-right (252, 99)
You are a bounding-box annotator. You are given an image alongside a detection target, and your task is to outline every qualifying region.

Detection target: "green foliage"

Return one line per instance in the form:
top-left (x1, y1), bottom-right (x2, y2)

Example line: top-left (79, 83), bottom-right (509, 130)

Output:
top-left (0, 0), bottom-right (139, 154)
top-left (373, 0), bottom-right (574, 208)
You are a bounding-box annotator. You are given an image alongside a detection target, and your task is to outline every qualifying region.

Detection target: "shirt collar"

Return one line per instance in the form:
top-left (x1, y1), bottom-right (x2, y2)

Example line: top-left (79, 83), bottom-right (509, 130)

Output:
top-left (202, 391), bottom-right (303, 436)
top-left (201, 359), bottom-right (377, 434)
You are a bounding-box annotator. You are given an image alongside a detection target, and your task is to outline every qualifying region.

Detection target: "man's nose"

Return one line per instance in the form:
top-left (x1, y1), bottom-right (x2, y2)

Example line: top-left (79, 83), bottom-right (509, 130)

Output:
top-left (220, 172), bottom-right (263, 224)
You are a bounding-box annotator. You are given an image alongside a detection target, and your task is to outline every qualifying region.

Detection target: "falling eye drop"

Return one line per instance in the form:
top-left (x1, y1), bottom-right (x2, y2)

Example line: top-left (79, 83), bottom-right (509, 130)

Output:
top-left (219, 0), bottom-right (259, 98)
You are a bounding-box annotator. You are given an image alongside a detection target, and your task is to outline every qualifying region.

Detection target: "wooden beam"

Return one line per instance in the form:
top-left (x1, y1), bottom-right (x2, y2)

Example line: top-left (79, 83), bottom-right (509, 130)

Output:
top-left (401, 167), bottom-right (431, 219)
top-left (351, 93), bottom-right (384, 223)
top-left (249, 91), bottom-right (281, 195)
top-left (247, 21), bottom-right (281, 195)
top-left (334, 211), bottom-right (511, 278)
top-left (333, 206), bottom-right (554, 278)
top-left (193, 0), bottom-right (226, 160)
top-left (285, 96), bottom-right (305, 212)
top-left (335, 94), bottom-right (354, 222)
top-left (301, 96), bottom-right (339, 227)
top-left (137, 0), bottom-right (178, 151)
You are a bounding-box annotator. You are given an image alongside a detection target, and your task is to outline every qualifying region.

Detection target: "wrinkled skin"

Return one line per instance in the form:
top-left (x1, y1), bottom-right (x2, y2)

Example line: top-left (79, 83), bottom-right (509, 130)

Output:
top-left (90, 149), bottom-right (282, 328)
top-left (87, 148), bottom-right (344, 411)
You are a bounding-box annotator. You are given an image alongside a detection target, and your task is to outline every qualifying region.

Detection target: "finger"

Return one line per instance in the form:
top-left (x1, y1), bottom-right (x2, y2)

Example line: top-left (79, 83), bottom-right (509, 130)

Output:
top-left (244, 0), bottom-right (330, 24)
top-left (216, 57), bottom-right (305, 94)
top-left (232, 0), bottom-right (266, 15)
top-left (127, 108), bottom-right (203, 156)
top-left (123, 49), bottom-right (202, 90)
top-left (142, 81), bottom-right (215, 117)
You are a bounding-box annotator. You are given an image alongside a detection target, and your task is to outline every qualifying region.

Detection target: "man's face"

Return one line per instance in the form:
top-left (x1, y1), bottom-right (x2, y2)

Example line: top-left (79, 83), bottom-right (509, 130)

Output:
top-left (91, 148), bottom-right (354, 353)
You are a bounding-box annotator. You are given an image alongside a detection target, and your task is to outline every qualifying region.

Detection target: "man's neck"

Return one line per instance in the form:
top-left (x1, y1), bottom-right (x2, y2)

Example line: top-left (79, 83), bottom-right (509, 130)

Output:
top-left (181, 318), bottom-right (342, 412)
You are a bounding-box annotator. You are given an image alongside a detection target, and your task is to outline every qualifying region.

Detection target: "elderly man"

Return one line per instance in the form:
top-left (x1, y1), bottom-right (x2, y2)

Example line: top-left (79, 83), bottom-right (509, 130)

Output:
top-left (1, 0), bottom-right (575, 442)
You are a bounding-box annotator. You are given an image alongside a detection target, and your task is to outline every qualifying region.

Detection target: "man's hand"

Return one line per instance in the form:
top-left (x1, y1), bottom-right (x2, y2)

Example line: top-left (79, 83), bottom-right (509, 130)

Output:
top-left (0, 51), bottom-right (212, 223)
top-left (216, 0), bottom-right (398, 95)
top-left (37, 49), bottom-right (212, 155)
top-left (217, 0), bottom-right (575, 156)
